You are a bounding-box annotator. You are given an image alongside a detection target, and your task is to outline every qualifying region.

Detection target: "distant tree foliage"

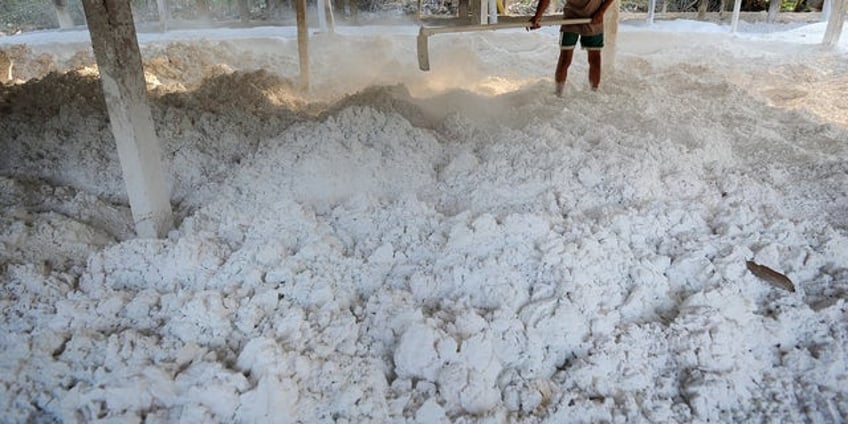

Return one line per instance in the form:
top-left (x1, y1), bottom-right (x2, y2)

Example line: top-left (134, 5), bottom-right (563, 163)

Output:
top-left (619, 0), bottom-right (821, 12)
top-left (1, 0), bottom-right (85, 31)
top-left (0, 0), bottom-right (826, 33)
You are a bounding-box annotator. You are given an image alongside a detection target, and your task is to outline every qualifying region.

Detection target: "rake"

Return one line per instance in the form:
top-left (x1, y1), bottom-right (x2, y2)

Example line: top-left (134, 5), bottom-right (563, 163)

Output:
top-left (417, 18), bottom-right (592, 71)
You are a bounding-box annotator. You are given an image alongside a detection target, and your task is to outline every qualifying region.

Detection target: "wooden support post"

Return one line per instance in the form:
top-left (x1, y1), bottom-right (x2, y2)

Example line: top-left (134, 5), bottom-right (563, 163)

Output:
top-left (767, 0), bottom-right (780, 23)
top-left (326, 0), bottom-right (336, 33)
top-left (348, 0), bottom-right (359, 22)
top-left (647, 0), bottom-right (656, 24)
top-left (697, 0), bottom-right (708, 20)
top-left (296, 0), bottom-right (310, 89)
top-left (318, 0), bottom-right (328, 31)
top-left (0, 52), bottom-right (12, 83)
top-left (471, 0), bottom-right (485, 24)
top-left (53, 0), bottom-right (75, 29)
top-left (730, 0), bottom-right (742, 33)
top-left (156, 0), bottom-right (170, 31)
top-left (822, 0), bottom-right (832, 22)
top-left (81, 0), bottom-right (174, 238)
top-left (458, 0), bottom-right (469, 19)
top-left (239, 0), bottom-right (251, 23)
top-left (602, 0), bottom-right (619, 75)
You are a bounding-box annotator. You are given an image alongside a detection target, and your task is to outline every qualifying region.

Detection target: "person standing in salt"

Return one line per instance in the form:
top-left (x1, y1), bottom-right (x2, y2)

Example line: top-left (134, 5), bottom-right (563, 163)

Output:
top-left (527, 0), bottom-right (615, 96)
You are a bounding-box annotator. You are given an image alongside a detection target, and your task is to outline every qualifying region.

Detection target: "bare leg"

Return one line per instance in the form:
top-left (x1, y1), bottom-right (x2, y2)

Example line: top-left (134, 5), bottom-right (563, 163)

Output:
top-left (588, 50), bottom-right (601, 90)
top-left (555, 48), bottom-right (574, 97)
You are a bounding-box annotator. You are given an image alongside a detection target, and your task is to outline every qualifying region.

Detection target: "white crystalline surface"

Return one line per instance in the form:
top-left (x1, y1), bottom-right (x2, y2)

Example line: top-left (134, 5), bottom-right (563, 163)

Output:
top-left (1, 18), bottom-right (847, 423)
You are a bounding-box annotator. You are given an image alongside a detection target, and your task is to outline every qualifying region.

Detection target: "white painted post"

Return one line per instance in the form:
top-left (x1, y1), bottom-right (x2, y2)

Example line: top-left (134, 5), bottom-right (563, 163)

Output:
top-left (317, 0), bottom-right (328, 32)
top-left (326, 0), bottom-right (336, 33)
top-left (488, 0), bottom-right (498, 23)
top-left (81, 0), bottom-right (174, 238)
top-left (822, 0), bottom-right (832, 22)
top-left (823, 0), bottom-right (846, 47)
top-left (730, 0), bottom-right (742, 32)
top-left (602, 0), bottom-right (619, 75)
top-left (647, 0), bottom-right (656, 24)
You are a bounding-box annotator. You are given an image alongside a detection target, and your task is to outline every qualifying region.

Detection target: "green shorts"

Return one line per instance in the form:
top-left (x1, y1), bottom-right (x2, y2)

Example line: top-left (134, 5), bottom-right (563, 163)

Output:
top-left (561, 32), bottom-right (604, 50)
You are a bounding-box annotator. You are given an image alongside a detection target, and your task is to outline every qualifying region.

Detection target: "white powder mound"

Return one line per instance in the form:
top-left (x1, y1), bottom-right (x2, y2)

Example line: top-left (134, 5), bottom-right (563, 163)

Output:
top-left (2, 21), bottom-right (848, 423)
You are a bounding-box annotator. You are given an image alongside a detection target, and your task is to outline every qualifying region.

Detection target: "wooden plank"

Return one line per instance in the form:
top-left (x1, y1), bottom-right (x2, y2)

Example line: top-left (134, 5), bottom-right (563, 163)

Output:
top-left (296, 0), bottom-right (310, 89)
